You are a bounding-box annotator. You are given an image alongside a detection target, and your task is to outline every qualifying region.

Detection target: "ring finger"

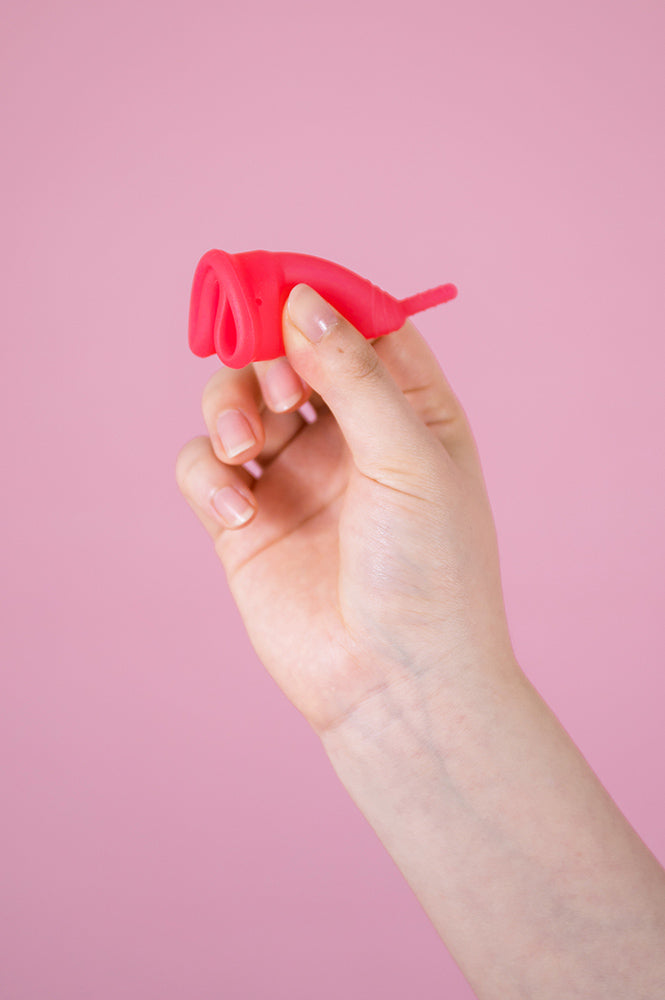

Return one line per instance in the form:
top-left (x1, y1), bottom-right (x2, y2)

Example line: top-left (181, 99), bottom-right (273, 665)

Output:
top-left (202, 362), bottom-right (313, 471)
top-left (175, 436), bottom-right (258, 535)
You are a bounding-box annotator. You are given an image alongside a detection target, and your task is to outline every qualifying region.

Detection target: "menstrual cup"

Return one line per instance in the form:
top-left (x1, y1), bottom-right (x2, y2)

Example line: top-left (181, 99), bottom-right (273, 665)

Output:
top-left (188, 249), bottom-right (457, 369)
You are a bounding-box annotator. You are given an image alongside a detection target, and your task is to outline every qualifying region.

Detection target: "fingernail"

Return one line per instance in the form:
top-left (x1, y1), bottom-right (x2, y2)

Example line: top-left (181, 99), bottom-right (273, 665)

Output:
top-left (211, 485), bottom-right (255, 527)
top-left (217, 409), bottom-right (256, 458)
top-left (287, 284), bottom-right (339, 344)
top-left (263, 356), bottom-right (304, 412)
top-left (298, 400), bottom-right (318, 424)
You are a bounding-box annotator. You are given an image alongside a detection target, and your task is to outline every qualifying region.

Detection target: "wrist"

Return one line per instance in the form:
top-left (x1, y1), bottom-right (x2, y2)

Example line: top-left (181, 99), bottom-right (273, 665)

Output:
top-left (318, 646), bottom-right (526, 794)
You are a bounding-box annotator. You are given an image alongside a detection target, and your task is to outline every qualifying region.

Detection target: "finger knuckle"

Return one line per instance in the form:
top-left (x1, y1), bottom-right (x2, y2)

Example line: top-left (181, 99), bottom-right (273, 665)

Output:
top-left (175, 437), bottom-right (208, 493)
top-left (347, 345), bottom-right (381, 384)
top-left (201, 379), bottom-right (221, 417)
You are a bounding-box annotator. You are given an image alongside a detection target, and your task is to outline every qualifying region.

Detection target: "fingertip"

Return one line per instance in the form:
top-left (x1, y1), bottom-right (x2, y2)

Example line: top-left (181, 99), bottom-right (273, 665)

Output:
top-left (285, 282), bottom-right (311, 321)
top-left (214, 407), bottom-right (264, 464)
top-left (176, 435), bottom-right (258, 537)
top-left (297, 398), bottom-right (318, 424)
top-left (255, 355), bottom-right (309, 414)
top-left (210, 483), bottom-right (258, 530)
top-left (285, 283), bottom-right (340, 345)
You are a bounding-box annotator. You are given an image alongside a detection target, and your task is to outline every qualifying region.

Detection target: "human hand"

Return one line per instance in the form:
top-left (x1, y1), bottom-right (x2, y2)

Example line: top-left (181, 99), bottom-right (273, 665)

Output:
top-left (177, 284), bottom-right (665, 999)
top-left (176, 283), bottom-right (518, 736)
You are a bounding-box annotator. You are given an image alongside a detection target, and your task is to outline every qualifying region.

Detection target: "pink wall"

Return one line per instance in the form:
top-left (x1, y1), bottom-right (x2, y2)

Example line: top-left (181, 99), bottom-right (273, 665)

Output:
top-left (2, 1), bottom-right (664, 996)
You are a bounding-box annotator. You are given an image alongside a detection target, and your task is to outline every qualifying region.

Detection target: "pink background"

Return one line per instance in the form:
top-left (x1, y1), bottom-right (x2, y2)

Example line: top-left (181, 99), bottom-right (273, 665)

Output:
top-left (2, 1), bottom-right (664, 996)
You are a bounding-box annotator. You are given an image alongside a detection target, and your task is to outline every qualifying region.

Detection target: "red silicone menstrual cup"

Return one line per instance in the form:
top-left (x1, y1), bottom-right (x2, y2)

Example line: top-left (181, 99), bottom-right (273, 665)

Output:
top-left (188, 249), bottom-right (458, 369)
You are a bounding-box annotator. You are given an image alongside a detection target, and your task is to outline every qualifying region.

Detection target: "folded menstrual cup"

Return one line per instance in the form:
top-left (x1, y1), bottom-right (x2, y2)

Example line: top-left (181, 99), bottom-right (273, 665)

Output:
top-left (188, 249), bottom-right (457, 369)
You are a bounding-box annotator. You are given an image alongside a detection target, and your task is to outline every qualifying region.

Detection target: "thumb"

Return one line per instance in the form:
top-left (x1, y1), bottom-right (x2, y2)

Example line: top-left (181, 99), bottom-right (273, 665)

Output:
top-left (283, 283), bottom-right (448, 495)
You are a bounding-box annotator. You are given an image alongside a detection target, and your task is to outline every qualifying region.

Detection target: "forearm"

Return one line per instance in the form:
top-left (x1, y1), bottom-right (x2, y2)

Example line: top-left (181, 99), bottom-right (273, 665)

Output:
top-left (320, 658), bottom-right (665, 1000)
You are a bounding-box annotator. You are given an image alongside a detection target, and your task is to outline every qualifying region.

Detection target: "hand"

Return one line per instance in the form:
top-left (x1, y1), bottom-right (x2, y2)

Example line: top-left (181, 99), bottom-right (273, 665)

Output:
top-left (177, 286), bottom-right (665, 999)
top-left (176, 283), bottom-right (517, 735)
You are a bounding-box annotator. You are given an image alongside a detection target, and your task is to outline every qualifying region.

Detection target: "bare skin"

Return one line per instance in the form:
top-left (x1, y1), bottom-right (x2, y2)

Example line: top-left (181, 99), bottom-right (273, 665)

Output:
top-left (176, 283), bottom-right (665, 999)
